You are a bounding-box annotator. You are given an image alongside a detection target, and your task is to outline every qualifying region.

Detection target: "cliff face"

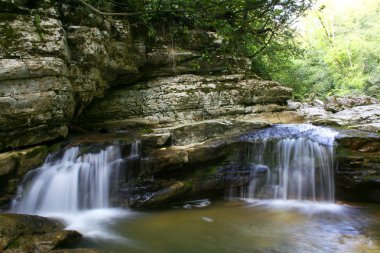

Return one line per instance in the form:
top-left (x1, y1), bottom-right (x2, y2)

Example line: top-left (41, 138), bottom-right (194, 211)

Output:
top-left (0, 0), bottom-right (296, 151)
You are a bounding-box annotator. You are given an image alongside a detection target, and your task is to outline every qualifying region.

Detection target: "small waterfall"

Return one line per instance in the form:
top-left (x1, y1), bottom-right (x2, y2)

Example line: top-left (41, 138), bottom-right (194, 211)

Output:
top-left (236, 124), bottom-right (337, 202)
top-left (11, 145), bottom-right (123, 214)
top-left (129, 140), bottom-right (141, 158)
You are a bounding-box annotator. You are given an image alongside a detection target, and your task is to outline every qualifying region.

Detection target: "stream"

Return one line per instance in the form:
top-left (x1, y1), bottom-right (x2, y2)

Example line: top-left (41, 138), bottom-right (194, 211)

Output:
top-left (8, 124), bottom-right (380, 252)
top-left (74, 199), bottom-right (380, 253)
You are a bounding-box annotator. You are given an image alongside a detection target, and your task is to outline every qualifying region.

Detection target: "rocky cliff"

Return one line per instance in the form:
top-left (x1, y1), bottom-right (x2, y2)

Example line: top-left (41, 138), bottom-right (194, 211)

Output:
top-left (2, 0), bottom-right (380, 211)
top-left (0, 0), bottom-right (296, 152)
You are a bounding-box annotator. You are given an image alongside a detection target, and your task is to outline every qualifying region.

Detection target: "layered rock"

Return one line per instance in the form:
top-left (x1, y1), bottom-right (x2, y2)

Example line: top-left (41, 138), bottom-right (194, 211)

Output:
top-left (79, 74), bottom-right (293, 128)
top-left (335, 131), bottom-right (380, 202)
top-left (294, 96), bottom-right (380, 132)
top-left (0, 9), bottom-right (75, 150)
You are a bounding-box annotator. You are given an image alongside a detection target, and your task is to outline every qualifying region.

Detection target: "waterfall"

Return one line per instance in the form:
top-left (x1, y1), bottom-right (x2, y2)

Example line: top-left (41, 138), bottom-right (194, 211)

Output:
top-left (11, 145), bottom-right (123, 214)
top-left (129, 140), bottom-right (141, 158)
top-left (237, 124), bottom-right (337, 202)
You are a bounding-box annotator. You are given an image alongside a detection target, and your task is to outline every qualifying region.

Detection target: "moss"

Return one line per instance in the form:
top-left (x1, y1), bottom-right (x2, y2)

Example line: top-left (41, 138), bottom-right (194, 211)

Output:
top-left (139, 128), bottom-right (154, 135)
top-left (0, 22), bottom-right (21, 49)
top-left (48, 142), bottom-right (62, 153)
top-left (0, 13), bottom-right (18, 22)
top-left (6, 238), bottom-right (21, 249)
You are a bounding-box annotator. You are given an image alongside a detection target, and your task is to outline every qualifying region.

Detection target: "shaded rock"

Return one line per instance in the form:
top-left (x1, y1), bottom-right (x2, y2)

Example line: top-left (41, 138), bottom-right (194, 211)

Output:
top-left (157, 120), bottom-right (269, 146)
top-left (0, 213), bottom-right (82, 253)
top-left (148, 148), bottom-right (189, 173)
top-left (335, 131), bottom-right (380, 202)
top-left (49, 249), bottom-right (100, 253)
top-left (0, 73), bottom-right (75, 151)
top-left (0, 146), bottom-right (48, 208)
top-left (125, 181), bottom-right (192, 208)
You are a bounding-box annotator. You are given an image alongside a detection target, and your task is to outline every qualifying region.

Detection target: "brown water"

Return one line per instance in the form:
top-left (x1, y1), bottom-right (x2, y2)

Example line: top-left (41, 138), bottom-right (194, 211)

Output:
top-left (74, 199), bottom-right (380, 253)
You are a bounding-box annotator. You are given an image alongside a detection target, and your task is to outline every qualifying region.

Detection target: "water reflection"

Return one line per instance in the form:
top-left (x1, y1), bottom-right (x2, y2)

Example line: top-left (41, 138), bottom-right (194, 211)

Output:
top-left (77, 200), bottom-right (380, 253)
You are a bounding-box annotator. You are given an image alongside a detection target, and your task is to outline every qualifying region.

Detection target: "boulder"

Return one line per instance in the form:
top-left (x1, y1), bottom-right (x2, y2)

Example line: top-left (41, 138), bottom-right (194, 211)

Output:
top-left (0, 146), bottom-right (48, 208)
top-left (335, 130), bottom-right (380, 202)
top-left (0, 213), bottom-right (82, 253)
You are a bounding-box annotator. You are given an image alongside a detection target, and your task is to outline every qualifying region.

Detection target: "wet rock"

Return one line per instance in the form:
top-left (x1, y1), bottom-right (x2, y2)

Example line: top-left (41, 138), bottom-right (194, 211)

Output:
top-left (0, 146), bottom-right (48, 208)
top-left (158, 120), bottom-right (268, 146)
top-left (0, 213), bottom-right (82, 253)
top-left (335, 131), bottom-right (380, 202)
top-left (148, 147), bottom-right (189, 173)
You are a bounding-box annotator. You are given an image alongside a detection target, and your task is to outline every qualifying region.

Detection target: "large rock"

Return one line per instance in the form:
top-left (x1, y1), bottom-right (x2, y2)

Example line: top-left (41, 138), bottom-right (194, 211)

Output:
top-left (0, 146), bottom-right (48, 208)
top-left (79, 74), bottom-right (293, 128)
top-left (335, 130), bottom-right (380, 202)
top-left (0, 213), bottom-right (82, 253)
top-left (296, 98), bottom-right (380, 132)
top-left (0, 2), bottom-right (74, 151)
top-left (325, 95), bottom-right (379, 112)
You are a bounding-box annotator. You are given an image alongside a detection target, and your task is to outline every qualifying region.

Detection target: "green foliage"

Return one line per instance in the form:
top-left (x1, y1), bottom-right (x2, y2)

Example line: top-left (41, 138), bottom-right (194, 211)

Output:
top-left (67, 0), bottom-right (314, 67)
top-left (273, 0), bottom-right (380, 99)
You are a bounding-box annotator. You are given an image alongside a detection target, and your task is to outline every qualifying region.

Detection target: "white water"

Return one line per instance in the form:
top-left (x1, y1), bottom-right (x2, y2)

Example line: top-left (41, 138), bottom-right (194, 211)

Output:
top-left (237, 125), bottom-right (338, 205)
top-left (10, 144), bottom-right (134, 239)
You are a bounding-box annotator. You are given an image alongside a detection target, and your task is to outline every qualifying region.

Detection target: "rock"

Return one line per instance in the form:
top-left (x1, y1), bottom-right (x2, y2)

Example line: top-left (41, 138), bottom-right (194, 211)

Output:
top-left (0, 76), bottom-right (75, 151)
top-left (148, 148), bottom-right (189, 173)
top-left (0, 213), bottom-right (82, 253)
top-left (49, 249), bottom-right (100, 253)
top-left (335, 130), bottom-right (380, 202)
top-left (333, 105), bottom-right (380, 125)
top-left (287, 100), bottom-right (303, 110)
top-left (295, 98), bottom-right (380, 130)
top-left (79, 74), bottom-right (293, 128)
top-left (0, 146), bottom-right (48, 208)
top-left (325, 95), bottom-right (379, 113)
top-left (350, 123), bottom-right (380, 133)
top-left (156, 120), bottom-right (268, 146)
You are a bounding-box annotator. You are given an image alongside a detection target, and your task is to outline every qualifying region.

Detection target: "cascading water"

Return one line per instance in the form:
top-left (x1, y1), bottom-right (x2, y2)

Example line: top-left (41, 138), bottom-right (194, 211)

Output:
top-left (11, 145), bottom-right (123, 213)
top-left (10, 143), bottom-right (140, 238)
top-left (235, 124), bottom-right (338, 203)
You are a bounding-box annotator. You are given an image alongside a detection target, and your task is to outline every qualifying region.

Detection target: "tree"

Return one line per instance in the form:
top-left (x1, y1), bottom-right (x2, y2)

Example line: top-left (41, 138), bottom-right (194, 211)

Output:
top-left (73, 0), bottom-right (314, 66)
top-left (274, 0), bottom-right (380, 99)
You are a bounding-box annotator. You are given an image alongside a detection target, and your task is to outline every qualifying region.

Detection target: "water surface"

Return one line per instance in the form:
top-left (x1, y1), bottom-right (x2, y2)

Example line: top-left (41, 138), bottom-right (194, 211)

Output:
top-left (76, 200), bottom-right (380, 253)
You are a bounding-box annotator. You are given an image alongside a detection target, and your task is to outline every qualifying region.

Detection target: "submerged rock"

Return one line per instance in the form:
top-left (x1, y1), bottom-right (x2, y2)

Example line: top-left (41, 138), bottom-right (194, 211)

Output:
top-left (0, 213), bottom-right (82, 253)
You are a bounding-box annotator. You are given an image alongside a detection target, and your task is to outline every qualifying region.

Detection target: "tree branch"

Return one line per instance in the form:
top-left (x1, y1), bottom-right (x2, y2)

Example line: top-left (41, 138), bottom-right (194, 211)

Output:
top-left (250, 30), bottom-right (276, 58)
top-left (77, 0), bottom-right (182, 17)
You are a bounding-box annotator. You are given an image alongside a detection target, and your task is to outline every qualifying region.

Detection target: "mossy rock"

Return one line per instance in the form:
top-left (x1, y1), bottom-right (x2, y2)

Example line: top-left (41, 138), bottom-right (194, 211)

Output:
top-left (0, 213), bottom-right (82, 252)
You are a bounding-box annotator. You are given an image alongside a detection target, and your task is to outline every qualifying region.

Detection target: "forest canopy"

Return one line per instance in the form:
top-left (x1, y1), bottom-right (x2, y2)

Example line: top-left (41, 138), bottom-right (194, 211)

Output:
top-left (71, 0), bottom-right (380, 100)
top-left (72, 0), bottom-right (314, 74)
top-left (272, 0), bottom-right (380, 99)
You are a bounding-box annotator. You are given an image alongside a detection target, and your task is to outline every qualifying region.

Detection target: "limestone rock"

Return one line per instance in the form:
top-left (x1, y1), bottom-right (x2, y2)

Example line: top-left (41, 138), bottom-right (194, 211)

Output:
top-left (325, 95), bottom-right (379, 113)
top-left (79, 74), bottom-right (293, 128)
top-left (0, 76), bottom-right (75, 151)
